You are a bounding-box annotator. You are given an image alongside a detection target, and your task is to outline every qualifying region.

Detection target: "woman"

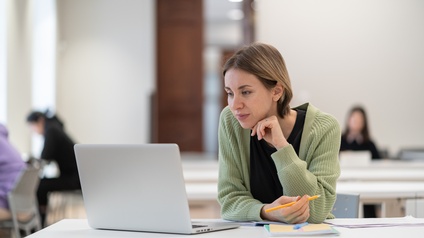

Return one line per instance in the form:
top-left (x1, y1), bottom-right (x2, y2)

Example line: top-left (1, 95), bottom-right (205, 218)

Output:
top-left (340, 106), bottom-right (381, 159)
top-left (26, 111), bottom-right (81, 226)
top-left (340, 106), bottom-right (381, 218)
top-left (0, 124), bottom-right (26, 221)
top-left (218, 42), bottom-right (340, 224)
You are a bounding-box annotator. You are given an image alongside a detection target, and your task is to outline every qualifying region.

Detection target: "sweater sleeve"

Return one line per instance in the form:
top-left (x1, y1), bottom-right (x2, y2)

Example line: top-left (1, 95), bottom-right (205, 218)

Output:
top-left (271, 113), bottom-right (341, 223)
top-left (217, 107), bottom-right (264, 221)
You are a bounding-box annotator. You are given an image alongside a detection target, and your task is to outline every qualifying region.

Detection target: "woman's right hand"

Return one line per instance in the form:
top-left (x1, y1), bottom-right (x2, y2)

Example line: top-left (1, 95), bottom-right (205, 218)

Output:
top-left (260, 195), bottom-right (311, 224)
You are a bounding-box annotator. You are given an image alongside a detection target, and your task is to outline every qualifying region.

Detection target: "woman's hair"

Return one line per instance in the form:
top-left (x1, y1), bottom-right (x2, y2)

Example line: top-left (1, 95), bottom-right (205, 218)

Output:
top-left (342, 106), bottom-right (370, 142)
top-left (26, 111), bottom-right (45, 123)
top-left (222, 42), bottom-right (293, 118)
top-left (26, 110), bottom-right (64, 128)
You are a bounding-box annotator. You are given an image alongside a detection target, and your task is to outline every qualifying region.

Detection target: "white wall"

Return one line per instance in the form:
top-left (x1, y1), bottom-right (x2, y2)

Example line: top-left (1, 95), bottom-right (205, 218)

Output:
top-left (6, 0), bottom-right (33, 153)
top-left (0, 0), bottom-right (6, 124)
top-left (56, 0), bottom-right (155, 144)
top-left (256, 0), bottom-right (424, 156)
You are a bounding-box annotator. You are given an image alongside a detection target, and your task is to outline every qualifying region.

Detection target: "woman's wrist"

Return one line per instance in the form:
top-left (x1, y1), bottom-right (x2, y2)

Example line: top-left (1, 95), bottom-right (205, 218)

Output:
top-left (260, 204), bottom-right (274, 221)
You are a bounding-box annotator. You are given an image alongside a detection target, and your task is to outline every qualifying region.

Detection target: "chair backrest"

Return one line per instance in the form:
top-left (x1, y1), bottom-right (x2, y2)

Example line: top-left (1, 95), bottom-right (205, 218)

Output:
top-left (3, 166), bottom-right (42, 238)
top-left (332, 193), bottom-right (360, 218)
top-left (398, 148), bottom-right (424, 161)
top-left (8, 166), bottom-right (41, 212)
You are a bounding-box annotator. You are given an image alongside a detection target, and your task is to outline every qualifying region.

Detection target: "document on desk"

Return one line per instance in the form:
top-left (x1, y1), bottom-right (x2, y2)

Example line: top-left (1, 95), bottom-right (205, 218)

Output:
top-left (324, 216), bottom-right (424, 228)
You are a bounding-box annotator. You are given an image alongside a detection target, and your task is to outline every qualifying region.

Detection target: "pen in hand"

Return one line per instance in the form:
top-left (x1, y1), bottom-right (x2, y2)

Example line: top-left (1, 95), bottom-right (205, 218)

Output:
top-left (265, 195), bottom-right (321, 213)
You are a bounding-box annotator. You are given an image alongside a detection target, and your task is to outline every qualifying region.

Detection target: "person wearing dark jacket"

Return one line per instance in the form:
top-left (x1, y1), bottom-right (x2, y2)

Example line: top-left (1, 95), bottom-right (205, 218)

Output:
top-left (340, 106), bottom-right (381, 218)
top-left (27, 111), bottom-right (81, 226)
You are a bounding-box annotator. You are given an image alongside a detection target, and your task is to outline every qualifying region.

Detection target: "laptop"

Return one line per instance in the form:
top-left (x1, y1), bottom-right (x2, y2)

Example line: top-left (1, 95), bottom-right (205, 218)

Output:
top-left (339, 151), bottom-right (372, 167)
top-left (74, 143), bottom-right (239, 234)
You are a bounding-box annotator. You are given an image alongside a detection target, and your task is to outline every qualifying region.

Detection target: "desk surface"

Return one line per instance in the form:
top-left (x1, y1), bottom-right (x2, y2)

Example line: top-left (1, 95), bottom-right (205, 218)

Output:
top-left (185, 181), bottom-right (424, 201)
top-left (27, 219), bottom-right (424, 238)
top-left (182, 159), bottom-right (424, 183)
top-left (339, 169), bottom-right (424, 181)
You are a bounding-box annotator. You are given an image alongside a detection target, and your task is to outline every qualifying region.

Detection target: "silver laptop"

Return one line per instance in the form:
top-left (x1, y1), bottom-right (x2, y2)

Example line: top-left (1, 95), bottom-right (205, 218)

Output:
top-left (339, 151), bottom-right (372, 167)
top-left (74, 143), bottom-right (239, 234)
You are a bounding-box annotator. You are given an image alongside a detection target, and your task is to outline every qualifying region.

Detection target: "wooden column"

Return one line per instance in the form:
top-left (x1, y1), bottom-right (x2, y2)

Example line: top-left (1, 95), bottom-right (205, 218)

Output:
top-left (155, 0), bottom-right (203, 151)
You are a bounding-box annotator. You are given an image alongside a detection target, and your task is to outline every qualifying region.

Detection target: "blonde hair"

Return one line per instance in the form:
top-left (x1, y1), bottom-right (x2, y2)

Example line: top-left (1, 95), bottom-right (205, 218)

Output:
top-left (223, 42), bottom-right (293, 118)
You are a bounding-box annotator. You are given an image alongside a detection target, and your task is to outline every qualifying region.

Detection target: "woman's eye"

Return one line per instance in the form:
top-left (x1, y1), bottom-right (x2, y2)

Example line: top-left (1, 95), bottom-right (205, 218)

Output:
top-left (242, 91), bottom-right (251, 95)
top-left (226, 92), bottom-right (233, 97)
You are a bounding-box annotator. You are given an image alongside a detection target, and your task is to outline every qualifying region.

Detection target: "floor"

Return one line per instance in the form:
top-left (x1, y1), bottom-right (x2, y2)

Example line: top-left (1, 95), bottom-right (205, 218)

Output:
top-left (45, 191), bottom-right (221, 226)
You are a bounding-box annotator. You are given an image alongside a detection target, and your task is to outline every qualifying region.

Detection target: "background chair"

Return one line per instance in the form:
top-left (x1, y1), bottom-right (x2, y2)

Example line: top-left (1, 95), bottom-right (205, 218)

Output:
top-left (398, 148), bottom-right (424, 161)
top-left (332, 193), bottom-right (360, 218)
top-left (0, 166), bottom-right (42, 238)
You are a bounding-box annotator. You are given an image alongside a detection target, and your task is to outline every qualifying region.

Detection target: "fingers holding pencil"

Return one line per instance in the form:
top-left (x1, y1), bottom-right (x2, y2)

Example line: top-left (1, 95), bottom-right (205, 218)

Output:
top-left (265, 195), bottom-right (320, 213)
top-left (260, 195), bottom-right (314, 224)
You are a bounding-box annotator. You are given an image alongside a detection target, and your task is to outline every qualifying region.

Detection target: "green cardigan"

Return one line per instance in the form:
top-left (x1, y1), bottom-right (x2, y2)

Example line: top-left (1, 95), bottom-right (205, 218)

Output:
top-left (217, 103), bottom-right (341, 223)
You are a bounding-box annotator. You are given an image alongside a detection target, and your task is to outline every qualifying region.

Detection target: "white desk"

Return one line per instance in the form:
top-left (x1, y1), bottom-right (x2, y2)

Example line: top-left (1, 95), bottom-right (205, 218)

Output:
top-left (27, 219), bottom-right (424, 238)
top-left (185, 181), bottom-right (424, 217)
top-left (186, 182), bottom-right (424, 201)
top-left (183, 160), bottom-right (424, 183)
top-left (341, 159), bottom-right (424, 169)
top-left (339, 169), bottom-right (424, 181)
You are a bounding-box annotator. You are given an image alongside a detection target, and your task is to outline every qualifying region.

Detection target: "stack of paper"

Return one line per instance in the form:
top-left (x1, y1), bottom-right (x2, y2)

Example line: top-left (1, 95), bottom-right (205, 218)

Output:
top-left (324, 216), bottom-right (424, 228)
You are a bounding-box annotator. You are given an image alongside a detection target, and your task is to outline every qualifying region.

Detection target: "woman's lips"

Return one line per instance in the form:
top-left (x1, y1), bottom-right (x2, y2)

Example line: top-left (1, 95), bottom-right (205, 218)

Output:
top-left (236, 114), bottom-right (249, 121)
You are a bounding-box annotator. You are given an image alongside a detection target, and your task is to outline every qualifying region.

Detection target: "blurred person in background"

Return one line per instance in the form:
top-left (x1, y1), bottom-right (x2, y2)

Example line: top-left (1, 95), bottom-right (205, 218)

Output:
top-left (26, 111), bottom-right (80, 226)
top-left (0, 124), bottom-right (27, 221)
top-left (340, 105), bottom-right (381, 218)
top-left (340, 106), bottom-right (381, 159)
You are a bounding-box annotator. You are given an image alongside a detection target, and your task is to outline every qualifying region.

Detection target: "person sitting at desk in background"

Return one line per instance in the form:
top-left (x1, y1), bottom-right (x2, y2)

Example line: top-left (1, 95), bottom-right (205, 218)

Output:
top-left (218, 42), bottom-right (341, 224)
top-left (340, 106), bottom-right (381, 159)
top-left (26, 111), bottom-right (81, 226)
top-left (0, 124), bottom-right (27, 221)
top-left (340, 105), bottom-right (381, 218)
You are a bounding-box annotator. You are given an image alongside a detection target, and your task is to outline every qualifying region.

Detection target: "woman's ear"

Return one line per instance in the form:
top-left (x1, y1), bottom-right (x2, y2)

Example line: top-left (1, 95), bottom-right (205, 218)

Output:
top-left (272, 84), bottom-right (284, 102)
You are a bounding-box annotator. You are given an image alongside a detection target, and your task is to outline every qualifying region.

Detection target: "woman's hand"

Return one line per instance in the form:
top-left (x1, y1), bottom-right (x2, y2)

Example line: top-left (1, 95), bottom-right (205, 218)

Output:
top-left (260, 195), bottom-right (311, 224)
top-left (251, 116), bottom-right (288, 149)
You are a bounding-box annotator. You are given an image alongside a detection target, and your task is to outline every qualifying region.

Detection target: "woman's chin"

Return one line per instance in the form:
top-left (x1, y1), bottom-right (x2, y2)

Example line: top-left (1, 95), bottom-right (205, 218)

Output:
top-left (238, 121), bottom-right (253, 130)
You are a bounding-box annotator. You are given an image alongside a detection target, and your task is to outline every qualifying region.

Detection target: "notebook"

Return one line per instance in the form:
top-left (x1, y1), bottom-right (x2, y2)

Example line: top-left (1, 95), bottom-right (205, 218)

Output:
top-left (264, 223), bottom-right (339, 236)
top-left (74, 143), bottom-right (239, 234)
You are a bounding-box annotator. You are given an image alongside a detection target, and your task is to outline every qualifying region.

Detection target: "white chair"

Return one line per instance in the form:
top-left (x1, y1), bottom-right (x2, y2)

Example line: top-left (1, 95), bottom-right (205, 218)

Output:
top-left (332, 193), bottom-right (360, 218)
top-left (0, 167), bottom-right (42, 238)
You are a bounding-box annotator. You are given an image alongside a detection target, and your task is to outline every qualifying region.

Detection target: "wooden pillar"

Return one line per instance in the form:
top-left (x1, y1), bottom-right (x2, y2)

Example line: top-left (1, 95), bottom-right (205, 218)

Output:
top-left (155, 0), bottom-right (203, 151)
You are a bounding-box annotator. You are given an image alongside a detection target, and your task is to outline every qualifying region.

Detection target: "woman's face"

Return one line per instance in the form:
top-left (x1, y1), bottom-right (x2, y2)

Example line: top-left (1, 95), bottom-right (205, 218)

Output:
top-left (348, 111), bottom-right (365, 134)
top-left (224, 68), bottom-right (279, 129)
top-left (29, 119), bottom-right (44, 135)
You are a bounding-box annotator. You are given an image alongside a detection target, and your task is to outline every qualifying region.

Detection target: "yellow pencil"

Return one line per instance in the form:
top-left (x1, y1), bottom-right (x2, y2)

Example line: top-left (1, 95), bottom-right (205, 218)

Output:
top-left (265, 195), bottom-right (321, 213)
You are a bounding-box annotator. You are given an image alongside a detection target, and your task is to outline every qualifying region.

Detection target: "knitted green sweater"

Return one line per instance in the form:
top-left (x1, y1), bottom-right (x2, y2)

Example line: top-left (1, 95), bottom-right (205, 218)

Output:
top-left (217, 103), bottom-right (341, 223)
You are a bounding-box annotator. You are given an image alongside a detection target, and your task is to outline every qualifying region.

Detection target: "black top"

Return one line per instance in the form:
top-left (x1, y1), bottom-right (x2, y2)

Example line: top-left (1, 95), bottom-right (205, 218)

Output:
top-left (42, 120), bottom-right (79, 177)
top-left (340, 137), bottom-right (381, 159)
top-left (250, 109), bottom-right (306, 203)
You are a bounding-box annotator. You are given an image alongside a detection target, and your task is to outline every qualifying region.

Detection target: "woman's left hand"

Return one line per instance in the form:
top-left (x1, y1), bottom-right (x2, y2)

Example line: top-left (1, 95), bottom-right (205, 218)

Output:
top-left (251, 116), bottom-right (288, 150)
top-left (261, 195), bottom-right (311, 224)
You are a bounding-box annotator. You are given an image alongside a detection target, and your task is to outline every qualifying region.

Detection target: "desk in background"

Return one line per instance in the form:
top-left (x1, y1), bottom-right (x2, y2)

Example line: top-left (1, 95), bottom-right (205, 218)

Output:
top-left (182, 159), bottom-right (424, 183)
top-left (27, 218), bottom-right (424, 238)
top-left (184, 181), bottom-right (424, 218)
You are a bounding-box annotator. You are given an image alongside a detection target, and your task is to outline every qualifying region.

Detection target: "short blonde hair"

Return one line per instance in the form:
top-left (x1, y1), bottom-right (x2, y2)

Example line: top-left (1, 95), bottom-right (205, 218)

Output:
top-left (223, 42), bottom-right (293, 118)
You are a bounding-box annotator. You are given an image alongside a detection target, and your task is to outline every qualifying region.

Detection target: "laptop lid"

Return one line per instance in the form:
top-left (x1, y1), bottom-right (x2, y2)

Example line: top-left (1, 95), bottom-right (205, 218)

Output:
top-left (74, 144), bottom-right (238, 234)
top-left (339, 150), bottom-right (372, 167)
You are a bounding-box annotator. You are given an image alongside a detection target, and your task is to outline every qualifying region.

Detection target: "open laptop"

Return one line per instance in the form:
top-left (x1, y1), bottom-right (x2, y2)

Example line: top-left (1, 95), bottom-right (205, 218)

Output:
top-left (339, 151), bottom-right (372, 167)
top-left (74, 143), bottom-right (239, 234)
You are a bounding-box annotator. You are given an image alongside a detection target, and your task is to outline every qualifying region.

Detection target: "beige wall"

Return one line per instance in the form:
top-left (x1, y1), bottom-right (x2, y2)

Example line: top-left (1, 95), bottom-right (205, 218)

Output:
top-left (55, 0), bottom-right (155, 144)
top-left (256, 0), bottom-right (424, 156)
top-left (6, 0), bottom-right (32, 153)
